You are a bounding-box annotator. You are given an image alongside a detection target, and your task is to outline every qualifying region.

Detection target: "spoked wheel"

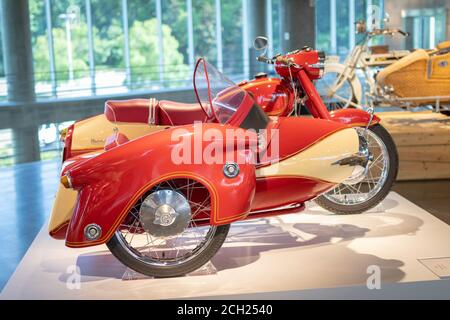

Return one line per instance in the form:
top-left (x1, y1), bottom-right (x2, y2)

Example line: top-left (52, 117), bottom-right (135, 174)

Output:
top-left (316, 70), bottom-right (356, 111)
top-left (315, 124), bottom-right (398, 214)
top-left (107, 178), bottom-right (229, 277)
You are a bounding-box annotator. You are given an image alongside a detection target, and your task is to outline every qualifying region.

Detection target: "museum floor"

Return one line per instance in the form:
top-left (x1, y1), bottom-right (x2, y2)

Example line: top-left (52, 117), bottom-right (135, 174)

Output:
top-left (0, 160), bottom-right (449, 292)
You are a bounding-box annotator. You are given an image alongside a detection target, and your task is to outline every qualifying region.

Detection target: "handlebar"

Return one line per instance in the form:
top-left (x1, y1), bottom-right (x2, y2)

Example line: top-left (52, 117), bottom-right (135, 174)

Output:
top-left (256, 56), bottom-right (274, 64)
top-left (397, 29), bottom-right (409, 37)
top-left (275, 56), bottom-right (291, 66)
top-left (369, 28), bottom-right (409, 37)
top-left (256, 55), bottom-right (292, 66)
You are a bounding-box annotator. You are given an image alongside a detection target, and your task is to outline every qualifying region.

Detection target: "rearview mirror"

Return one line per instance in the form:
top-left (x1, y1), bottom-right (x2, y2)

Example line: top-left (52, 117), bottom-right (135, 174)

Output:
top-left (253, 36), bottom-right (268, 51)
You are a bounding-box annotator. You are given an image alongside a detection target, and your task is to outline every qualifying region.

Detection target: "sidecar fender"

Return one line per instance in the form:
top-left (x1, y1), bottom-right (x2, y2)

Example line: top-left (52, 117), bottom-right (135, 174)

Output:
top-left (329, 108), bottom-right (380, 127)
top-left (59, 123), bottom-right (256, 248)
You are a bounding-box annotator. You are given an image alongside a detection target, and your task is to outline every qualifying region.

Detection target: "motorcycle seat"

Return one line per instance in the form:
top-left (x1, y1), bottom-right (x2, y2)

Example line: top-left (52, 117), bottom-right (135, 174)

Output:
top-left (376, 49), bottom-right (429, 85)
top-left (437, 40), bottom-right (450, 50)
top-left (104, 99), bottom-right (208, 126)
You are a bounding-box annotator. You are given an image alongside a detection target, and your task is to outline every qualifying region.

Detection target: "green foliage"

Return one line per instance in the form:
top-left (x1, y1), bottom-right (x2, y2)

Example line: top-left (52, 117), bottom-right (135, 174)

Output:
top-left (28, 0), bottom-right (193, 84)
top-left (128, 18), bottom-right (189, 84)
top-left (221, 0), bottom-right (243, 73)
top-left (33, 23), bottom-right (90, 82)
top-left (193, 0), bottom-right (216, 61)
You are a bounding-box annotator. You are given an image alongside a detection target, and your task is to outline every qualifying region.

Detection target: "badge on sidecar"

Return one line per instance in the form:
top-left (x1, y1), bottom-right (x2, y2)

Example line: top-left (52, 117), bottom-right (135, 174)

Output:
top-left (438, 60), bottom-right (448, 68)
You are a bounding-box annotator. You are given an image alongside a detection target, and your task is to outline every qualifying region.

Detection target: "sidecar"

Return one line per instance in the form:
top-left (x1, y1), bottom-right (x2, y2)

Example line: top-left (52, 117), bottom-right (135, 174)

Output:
top-left (49, 58), bottom-right (361, 277)
top-left (377, 41), bottom-right (450, 105)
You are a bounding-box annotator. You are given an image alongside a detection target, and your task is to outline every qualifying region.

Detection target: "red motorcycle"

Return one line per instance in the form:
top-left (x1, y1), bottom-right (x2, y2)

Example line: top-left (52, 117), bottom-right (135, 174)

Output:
top-left (240, 37), bottom-right (398, 214)
top-left (49, 46), bottom-right (398, 277)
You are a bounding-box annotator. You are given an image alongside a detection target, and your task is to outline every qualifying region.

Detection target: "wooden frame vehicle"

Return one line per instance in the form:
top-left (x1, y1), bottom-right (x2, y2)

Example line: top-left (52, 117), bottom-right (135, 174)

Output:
top-left (318, 17), bottom-right (450, 114)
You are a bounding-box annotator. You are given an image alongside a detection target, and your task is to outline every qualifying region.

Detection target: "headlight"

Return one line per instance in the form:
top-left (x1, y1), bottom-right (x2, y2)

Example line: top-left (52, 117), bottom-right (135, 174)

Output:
top-left (60, 127), bottom-right (68, 142)
top-left (311, 51), bottom-right (326, 78)
top-left (61, 173), bottom-right (73, 188)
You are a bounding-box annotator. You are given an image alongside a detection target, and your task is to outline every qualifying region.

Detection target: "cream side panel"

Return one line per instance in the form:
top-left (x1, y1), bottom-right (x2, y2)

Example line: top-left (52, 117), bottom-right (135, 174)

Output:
top-left (256, 128), bottom-right (359, 183)
top-left (72, 114), bottom-right (166, 150)
top-left (48, 184), bottom-right (78, 232)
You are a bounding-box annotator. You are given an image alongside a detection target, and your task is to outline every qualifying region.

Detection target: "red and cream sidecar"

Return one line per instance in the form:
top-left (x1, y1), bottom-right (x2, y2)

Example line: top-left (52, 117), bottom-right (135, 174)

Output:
top-left (49, 59), bottom-right (364, 277)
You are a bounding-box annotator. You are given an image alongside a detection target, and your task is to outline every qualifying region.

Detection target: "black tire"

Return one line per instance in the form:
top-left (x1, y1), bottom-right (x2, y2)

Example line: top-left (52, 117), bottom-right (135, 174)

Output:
top-left (315, 124), bottom-right (399, 214)
top-left (107, 224), bottom-right (230, 278)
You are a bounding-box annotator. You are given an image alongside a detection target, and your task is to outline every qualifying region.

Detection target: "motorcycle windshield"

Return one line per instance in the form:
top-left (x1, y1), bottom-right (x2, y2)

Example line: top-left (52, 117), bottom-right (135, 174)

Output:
top-left (194, 58), bottom-right (249, 124)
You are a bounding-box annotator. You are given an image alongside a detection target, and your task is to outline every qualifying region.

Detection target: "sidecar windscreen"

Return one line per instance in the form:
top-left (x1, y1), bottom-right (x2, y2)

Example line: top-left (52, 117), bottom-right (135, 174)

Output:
top-left (193, 58), bottom-right (269, 130)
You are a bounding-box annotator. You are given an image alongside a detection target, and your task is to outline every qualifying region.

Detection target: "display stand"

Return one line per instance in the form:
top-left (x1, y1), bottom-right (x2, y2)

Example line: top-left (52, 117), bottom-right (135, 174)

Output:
top-left (122, 262), bottom-right (218, 281)
top-left (2, 192), bottom-right (450, 300)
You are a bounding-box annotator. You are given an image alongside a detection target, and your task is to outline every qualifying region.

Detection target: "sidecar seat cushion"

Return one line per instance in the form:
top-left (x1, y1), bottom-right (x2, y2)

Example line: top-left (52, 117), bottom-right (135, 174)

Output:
top-left (105, 99), bottom-right (159, 124)
top-left (158, 100), bottom-right (208, 126)
top-left (377, 49), bottom-right (429, 86)
top-left (437, 40), bottom-right (450, 50)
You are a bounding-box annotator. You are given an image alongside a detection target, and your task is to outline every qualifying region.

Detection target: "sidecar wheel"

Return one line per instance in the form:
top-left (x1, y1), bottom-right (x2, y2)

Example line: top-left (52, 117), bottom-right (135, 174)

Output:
top-left (107, 179), bottom-right (230, 278)
top-left (107, 224), bottom-right (229, 278)
top-left (315, 124), bottom-right (398, 214)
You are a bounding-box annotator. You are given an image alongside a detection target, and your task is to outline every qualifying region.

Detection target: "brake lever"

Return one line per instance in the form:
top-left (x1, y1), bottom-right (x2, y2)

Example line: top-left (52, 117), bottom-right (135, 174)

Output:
top-left (398, 29), bottom-right (409, 37)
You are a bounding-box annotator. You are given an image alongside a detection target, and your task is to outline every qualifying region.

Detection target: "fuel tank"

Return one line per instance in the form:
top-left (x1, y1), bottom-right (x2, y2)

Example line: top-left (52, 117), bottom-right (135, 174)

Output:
top-left (239, 75), bottom-right (294, 117)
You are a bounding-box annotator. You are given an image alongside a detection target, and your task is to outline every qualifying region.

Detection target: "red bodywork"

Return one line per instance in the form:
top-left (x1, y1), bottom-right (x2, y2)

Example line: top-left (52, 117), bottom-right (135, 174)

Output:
top-left (240, 48), bottom-right (380, 127)
top-left (59, 115), bottom-right (345, 247)
top-left (52, 52), bottom-right (372, 248)
top-left (239, 77), bottom-right (294, 116)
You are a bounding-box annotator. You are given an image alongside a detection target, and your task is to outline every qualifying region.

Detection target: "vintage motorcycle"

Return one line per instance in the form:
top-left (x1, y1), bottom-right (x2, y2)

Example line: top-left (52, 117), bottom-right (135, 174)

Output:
top-left (49, 52), bottom-right (397, 277)
top-left (240, 36), bottom-right (398, 213)
top-left (316, 18), bottom-right (450, 113)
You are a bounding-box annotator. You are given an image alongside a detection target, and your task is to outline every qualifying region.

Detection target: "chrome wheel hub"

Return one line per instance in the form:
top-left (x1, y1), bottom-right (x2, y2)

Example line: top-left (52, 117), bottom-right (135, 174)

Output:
top-left (323, 127), bottom-right (389, 205)
top-left (154, 204), bottom-right (177, 226)
top-left (139, 189), bottom-right (191, 237)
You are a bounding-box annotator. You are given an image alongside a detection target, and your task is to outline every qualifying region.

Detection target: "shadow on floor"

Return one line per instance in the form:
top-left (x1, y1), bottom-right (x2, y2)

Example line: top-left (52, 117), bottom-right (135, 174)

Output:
top-left (61, 210), bottom-right (423, 286)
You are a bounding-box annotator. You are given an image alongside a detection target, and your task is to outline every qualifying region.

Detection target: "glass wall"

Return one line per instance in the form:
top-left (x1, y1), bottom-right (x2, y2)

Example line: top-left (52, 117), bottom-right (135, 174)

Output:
top-left (403, 8), bottom-right (447, 50)
top-left (22, 0), bottom-right (252, 101)
top-left (91, 0), bottom-right (126, 95)
top-left (39, 121), bottom-right (74, 161)
top-left (316, 0), bottom-right (385, 57)
top-left (221, 1), bottom-right (243, 76)
top-left (0, 129), bottom-right (13, 167)
top-left (193, 0), bottom-right (217, 63)
top-left (0, 9), bottom-right (6, 101)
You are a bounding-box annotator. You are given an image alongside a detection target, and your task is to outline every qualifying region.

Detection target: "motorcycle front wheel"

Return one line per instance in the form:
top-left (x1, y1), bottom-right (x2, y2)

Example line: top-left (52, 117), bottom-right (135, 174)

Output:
top-left (317, 64), bottom-right (362, 110)
top-left (107, 179), bottom-right (230, 277)
top-left (315, 124), bottom-right (398, 214)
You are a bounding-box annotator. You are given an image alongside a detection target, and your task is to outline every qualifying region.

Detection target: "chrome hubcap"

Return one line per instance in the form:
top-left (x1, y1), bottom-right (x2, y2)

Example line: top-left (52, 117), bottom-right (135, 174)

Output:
top-left (140, 189), bottom-right (191, 237)
top-left (117, 179), bottom-right (216, 266)
top-left (154, 204), bottom-right (177, 227)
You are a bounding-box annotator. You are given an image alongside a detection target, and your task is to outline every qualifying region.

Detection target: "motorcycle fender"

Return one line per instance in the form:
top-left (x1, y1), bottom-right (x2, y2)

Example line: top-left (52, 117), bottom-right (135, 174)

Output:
top-left (329, 108), bottom-right (380, 127)
top-left (61, 123), bottom-right (256, 248)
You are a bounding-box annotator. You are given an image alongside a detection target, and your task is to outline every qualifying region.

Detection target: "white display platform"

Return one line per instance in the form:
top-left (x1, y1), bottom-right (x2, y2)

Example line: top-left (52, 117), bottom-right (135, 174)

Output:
top-left (1, 192), bottom-right (450, 300)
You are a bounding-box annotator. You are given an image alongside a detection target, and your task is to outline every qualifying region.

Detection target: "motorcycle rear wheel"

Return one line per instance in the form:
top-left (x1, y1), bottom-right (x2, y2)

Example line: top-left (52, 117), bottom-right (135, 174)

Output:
top-left (315, 124), bottom-right (398, 214)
